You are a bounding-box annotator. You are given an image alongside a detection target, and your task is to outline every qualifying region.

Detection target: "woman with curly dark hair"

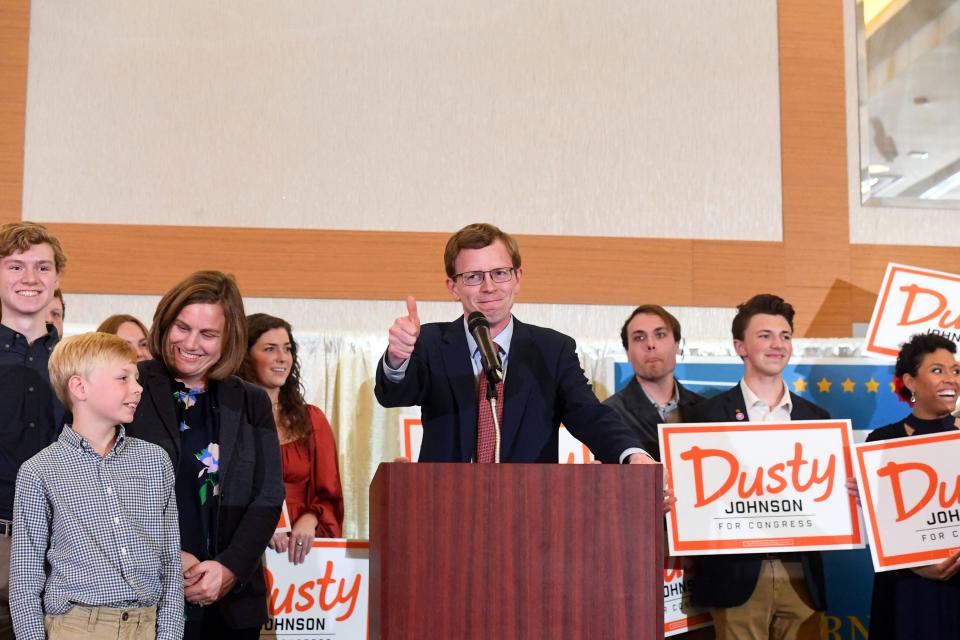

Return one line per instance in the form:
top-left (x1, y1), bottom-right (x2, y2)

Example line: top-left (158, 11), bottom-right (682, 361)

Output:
top-left (866, 332), bottom-right (960, 639)
top-left (240, 313), bottom-right (344, 564)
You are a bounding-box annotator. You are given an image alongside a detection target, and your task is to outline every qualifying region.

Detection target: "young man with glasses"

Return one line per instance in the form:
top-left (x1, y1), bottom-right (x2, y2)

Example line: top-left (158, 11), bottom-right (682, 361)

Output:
top-left (374, 222), bottom-right (657, 466)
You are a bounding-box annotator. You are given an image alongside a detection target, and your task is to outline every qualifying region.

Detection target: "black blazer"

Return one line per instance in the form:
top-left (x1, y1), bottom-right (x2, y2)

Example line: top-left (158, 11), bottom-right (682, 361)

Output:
top-left (685, 384), bottom-right (830, 611)
top-left (375, 316), bottom-right (642, 463)
top-left (602, 377), bottom-right (704, 461)
top-left (126, 359), bottom-right (285, 629)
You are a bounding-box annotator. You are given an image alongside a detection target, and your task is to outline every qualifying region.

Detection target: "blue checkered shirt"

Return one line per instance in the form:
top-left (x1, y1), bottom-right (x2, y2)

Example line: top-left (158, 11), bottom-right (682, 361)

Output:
top-left (10, 425), bottom-right (183, 640)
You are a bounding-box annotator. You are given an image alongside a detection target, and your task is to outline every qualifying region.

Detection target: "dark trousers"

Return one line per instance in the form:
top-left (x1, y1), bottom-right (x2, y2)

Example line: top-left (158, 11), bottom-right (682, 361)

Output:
top-left (183, 603), bottom-right (261, 640)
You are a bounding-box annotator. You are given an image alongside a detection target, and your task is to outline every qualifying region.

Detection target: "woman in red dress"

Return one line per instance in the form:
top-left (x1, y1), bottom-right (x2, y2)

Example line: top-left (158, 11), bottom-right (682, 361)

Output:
top-left (240, 313), bottom-right (344, 564)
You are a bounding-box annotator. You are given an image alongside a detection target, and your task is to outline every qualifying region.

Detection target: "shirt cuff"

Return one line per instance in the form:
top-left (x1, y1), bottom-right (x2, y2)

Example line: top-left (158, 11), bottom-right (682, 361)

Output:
top-left (619, 448), bottom-right (654, 464)
top-left (381, 354), bottom-right (410, 382)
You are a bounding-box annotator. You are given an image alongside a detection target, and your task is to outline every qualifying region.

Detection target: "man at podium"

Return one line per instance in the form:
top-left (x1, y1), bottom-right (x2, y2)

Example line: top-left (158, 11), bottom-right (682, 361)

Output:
top-left (374, 222), bottom-right (655, 466)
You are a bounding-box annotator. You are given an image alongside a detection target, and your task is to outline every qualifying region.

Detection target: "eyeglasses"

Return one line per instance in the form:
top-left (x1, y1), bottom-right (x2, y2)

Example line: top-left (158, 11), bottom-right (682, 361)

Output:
top-left (454, 267), bottom-right (516, 286)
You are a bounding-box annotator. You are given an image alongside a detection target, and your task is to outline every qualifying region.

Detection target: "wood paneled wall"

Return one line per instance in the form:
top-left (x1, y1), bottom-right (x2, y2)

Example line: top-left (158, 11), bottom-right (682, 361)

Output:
top-left (0, 0), bottom-right (950, 336)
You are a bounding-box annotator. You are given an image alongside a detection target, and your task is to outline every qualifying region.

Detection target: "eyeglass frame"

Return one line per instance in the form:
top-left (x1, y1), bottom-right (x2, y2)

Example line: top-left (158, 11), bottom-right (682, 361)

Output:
top-left (452, 267), bottom-right (517, 286)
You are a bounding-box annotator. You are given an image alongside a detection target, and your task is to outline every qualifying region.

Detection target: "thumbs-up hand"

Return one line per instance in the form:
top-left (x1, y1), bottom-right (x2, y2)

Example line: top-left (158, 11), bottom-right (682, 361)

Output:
top-left (386, 296), bottom-right (421, 368)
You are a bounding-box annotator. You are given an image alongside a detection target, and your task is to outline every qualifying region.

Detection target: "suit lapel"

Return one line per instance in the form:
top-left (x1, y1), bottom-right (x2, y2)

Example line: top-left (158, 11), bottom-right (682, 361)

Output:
top-left (215, 377), bottom-right (242, 480)
top-left (438, 318), bottom-right (478, 461)
top-left (788, 392), bottom-right (811, 420)
top-left (499, 319), bottom-right (533, 461)
top-left (723, 385), bottom-right (750, 422)
top-left (144, 362), bottom-right (180, 457)
top-left (621, 377), bottom-right (663, 427)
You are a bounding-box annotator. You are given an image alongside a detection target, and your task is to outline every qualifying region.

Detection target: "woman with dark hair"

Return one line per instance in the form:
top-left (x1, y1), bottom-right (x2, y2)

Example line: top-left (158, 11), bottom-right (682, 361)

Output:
top-left (97, 313), bottom-right (152, 361)
top-left (126, 271), bottom-right (284, 639)
top-left (239, 313), bottom-right (344, 564)
top-left (866, 332), bottom-right (960, 639)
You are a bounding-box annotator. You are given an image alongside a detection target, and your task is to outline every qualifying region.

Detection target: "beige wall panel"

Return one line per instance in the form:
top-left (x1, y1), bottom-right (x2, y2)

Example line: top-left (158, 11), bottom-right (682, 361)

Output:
top-left (23, 0), bottom-right (783, 241)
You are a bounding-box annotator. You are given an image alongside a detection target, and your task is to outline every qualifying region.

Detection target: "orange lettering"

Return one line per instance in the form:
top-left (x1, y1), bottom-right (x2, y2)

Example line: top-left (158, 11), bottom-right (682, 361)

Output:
top-left (663, 558), bottom-right (682, 582)
top-left (316, 560), bottom-right (362, 622)
top-left (680, 442), bottom-right (835, 506)
top-left (295, 580), bottom-right (315, 612)
top-left (766, 462), bottom-right (787, 493)
top-left (788, 443), bottom-right (836, 502)
top-left (877, 461), bottom-right (938, 521)
top-left (897, 284), bottom-right (948, 326)
top-left (940, 476), bottom-right (960, 508)
top-left (680, 446), bottom-right (738, 507)
top-left (265, 561), bottom-right (362, 621)
top-left (266, 568), bottom-right (295, 615)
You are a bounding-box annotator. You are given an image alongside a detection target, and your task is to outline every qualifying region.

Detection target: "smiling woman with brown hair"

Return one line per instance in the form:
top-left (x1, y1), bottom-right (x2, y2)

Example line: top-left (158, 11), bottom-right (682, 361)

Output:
top-left (126, 270), bottom-right (284, 640)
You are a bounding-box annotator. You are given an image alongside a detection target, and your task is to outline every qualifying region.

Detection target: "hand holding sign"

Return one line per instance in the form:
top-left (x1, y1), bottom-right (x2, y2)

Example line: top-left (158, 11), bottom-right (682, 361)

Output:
top-left (910, 551), bottom-right (960, 582)
top-left (387, 296), bottom-right (420, 369)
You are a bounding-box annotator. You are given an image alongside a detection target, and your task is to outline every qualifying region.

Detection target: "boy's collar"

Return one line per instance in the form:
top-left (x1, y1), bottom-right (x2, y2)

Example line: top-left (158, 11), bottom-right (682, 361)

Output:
top-left (60, 424), bottom-right (127, 456)
top-left (0, 320), bottom-right (58, 346)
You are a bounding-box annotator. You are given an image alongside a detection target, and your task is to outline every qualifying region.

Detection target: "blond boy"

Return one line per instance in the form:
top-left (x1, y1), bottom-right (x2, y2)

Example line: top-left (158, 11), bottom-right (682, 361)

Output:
top-left (10, 333), bottom-right (182, 640)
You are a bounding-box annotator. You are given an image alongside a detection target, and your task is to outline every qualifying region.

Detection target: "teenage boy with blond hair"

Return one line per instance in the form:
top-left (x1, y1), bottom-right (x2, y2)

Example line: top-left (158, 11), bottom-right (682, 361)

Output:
top-left (10, 333), bottom-right (183, 640)
top-left (0, 221), bottom-right (66, 639)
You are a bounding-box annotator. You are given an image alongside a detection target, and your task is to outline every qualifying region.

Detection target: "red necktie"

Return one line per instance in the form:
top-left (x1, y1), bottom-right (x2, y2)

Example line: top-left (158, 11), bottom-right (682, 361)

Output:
top-left (476, 373), bottom-right (504, 463)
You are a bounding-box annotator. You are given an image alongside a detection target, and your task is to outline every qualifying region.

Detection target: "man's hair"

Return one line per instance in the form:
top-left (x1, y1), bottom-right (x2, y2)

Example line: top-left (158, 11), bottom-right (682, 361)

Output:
top-left (148, 271), bottom-right (247, 381)
top-left (97, 313), bottom-right (149, 337)
top-left (49, 332), bottom-right (137, 410)
top-left (620, 305), bottom-right (681, 349)
top-left (443, 223), bottom-right (521, 278)
top-left (731, 294), bottom-right (795, 341)
top-left (52, 289), bottom-right (65, 317)
top-left (895, 333), bottom-right (958, 401)
top-left (0, 221), bottom-right (67, 273)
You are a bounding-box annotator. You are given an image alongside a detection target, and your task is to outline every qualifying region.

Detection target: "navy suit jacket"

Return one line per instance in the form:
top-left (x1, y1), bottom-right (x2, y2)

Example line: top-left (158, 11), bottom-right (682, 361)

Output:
top-left (375, 316), bottom-right (642, 464)
top-left (685, 384), bottom-right (830, 611)
top-left (602, 377), bottom-right (704, 462)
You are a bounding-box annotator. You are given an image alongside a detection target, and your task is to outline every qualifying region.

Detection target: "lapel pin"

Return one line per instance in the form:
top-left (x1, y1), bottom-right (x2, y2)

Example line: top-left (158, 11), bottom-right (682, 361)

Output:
top-left (735, 409), bottom-right (745, 421)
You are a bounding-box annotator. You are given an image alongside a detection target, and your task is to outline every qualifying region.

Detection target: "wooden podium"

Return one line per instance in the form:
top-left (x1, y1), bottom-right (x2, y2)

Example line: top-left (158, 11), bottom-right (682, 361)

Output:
top-left (369, 463), bottom-right (663, 639)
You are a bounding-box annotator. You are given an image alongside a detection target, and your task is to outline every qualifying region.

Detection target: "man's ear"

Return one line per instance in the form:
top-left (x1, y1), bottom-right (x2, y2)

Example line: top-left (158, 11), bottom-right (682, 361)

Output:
top-left (733, 339), bottom-right (747, 359)
top-left (446, 277), bottom-right (460, 301)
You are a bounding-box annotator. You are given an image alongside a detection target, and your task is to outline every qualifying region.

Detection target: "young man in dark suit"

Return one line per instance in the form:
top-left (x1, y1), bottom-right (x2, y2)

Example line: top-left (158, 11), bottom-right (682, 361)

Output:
top-left (0, 222), bottom-right (67, 640)
top-left (687, 294), bottom-right (828, 640)
top-left (374, 222), bottom-right (657, 466)
top-left (603, 305), bottom-right (703, 461)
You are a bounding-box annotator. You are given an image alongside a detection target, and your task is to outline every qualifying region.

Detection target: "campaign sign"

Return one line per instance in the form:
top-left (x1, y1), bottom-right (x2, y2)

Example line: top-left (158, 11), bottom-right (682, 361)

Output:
top-left (865, 262), bottom-right (960, 359)
top-left (660, 420), bottom-right (863, 555)
top-left (261, 540), bottom-right (368, 639)
top-left (854, 430), bottom-right (960, 572)
top-left (663, 557), bottom-right (711, 637)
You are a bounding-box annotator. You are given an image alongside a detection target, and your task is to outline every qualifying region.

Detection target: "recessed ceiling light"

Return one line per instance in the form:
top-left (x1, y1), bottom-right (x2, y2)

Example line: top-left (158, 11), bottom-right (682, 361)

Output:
top-left (908, 151), bottom-right (929, 159)
top-left (868, 164), bottom-right (890, 174)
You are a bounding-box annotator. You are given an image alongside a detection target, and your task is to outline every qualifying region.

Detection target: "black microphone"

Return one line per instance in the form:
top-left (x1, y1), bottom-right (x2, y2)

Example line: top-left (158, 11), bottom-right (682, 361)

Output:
top-left (467, 311), bottom-right (503, 384)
